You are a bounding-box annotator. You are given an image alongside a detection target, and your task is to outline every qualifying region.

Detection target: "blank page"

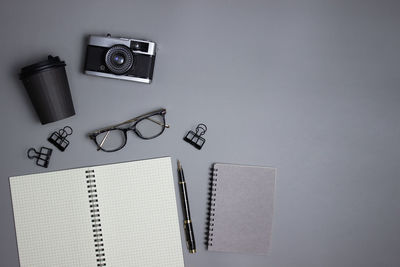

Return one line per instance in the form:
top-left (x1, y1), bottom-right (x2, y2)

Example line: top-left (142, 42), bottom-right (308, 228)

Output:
top-left (93, 157), bottom-right (184, 267)
top-left (10, 168), bottom-right (95, 267)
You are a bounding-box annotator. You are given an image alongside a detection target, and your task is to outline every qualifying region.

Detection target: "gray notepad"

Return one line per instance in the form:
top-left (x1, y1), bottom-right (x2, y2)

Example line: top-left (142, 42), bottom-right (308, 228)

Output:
top-left (207, 163), bottom-right (276, 254)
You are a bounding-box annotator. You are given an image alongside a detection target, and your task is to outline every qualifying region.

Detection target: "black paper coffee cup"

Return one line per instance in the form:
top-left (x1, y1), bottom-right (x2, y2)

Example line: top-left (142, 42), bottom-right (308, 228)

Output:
top-left (20, 55), bottom-right (75, 124)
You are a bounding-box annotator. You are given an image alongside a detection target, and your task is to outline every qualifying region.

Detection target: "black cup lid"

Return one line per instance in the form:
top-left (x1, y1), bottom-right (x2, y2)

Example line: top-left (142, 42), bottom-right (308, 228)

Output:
top-left (20, 55), bottom-right (66, 79)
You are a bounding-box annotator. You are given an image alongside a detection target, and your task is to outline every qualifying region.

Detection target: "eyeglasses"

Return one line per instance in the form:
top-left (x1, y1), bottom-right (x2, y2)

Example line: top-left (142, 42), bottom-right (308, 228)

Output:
top-left (88, 108), bottom-right (169, 152)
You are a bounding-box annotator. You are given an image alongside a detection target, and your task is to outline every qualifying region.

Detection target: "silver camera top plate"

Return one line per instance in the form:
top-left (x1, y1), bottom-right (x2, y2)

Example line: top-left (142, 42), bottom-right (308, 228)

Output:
top-left (88, 35), bottom-right (156, 56)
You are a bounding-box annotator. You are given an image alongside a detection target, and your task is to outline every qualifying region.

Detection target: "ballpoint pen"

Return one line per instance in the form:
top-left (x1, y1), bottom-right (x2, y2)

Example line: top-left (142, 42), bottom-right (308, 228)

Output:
top-left (177, 160), bottom-right (196, 253)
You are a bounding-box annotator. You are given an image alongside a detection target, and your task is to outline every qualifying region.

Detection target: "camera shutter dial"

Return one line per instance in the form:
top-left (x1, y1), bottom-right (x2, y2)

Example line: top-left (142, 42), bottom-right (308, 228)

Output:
top-left (105, 45), bottom-right (134, 75)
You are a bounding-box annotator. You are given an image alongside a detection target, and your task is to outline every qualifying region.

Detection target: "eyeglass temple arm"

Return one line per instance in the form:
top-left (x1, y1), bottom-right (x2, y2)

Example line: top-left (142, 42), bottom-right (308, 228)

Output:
top-left (97, 130), bottom-right (110, 150)
top-left (145, 117), bottom-right (170, 128)
top-left (108, 112), bottom-right (169, 129)
top-left (90, 109), bottom-right (170, 137)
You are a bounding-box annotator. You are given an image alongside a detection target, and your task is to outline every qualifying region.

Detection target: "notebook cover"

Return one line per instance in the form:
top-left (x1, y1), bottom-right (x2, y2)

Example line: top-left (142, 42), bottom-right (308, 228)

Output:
top-left (207, 163), bottom-right (276, 254)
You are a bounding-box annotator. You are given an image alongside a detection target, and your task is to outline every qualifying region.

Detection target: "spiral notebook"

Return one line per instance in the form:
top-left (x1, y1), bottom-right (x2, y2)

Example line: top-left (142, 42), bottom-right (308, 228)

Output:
top-left (207, 163), bottom-right (276, 254)
top-left (9, 157), bottom-right (184, 267)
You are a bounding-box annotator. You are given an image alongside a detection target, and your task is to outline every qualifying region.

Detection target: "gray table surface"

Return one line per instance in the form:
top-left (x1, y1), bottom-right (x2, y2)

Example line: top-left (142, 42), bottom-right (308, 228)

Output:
top-left (1, 1), bottom-right (400, 266)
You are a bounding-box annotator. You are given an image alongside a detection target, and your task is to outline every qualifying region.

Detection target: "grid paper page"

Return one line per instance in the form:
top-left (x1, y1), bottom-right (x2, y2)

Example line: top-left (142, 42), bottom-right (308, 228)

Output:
top-left (9, 168), bottom-right (95, 267)
top-left (94, 157), bottom-right (184, 267)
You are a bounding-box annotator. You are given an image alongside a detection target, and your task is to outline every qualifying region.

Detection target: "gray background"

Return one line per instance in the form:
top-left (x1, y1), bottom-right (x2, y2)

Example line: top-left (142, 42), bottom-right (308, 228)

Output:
top-left (0, 0), bottom-right (399, 266)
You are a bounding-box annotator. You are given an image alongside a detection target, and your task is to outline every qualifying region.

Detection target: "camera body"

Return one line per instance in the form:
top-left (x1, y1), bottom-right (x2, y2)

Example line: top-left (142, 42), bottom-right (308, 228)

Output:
top-left (84, 34), bottom-right (156, 83)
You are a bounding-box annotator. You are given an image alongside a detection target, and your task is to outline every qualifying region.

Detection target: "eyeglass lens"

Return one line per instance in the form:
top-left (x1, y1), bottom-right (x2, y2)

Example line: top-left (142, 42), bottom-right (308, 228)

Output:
top-left (95, 129), bottom-right (126, 151)
top-left (135, 114), bottom-right (165, 138)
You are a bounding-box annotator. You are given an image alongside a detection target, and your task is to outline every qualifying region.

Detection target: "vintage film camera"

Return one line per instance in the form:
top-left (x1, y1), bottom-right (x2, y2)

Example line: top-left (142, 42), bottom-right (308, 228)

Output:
top-left (84, 34), bottom-right (156, 83)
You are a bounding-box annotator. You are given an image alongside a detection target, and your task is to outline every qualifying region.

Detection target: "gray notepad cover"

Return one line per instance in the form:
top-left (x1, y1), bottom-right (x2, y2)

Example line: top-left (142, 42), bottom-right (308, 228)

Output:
top-left (208, 163), bottom-right (276, 254)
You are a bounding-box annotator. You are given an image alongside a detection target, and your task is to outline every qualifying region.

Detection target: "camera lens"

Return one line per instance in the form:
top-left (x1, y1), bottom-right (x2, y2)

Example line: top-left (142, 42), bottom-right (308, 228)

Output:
top-left (112, 54), bottom-right (125, 65)
top-left (105, 45), bottom-right (134, 75)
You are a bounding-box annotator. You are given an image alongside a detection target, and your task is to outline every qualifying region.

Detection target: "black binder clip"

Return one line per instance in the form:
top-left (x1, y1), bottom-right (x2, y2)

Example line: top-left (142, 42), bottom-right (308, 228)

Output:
top-left (48, 126), bottom-right (73, 151)
top-left (184, 123), bottom-right (207, 150)
top-left (27, 147), bottom-right (53, 168)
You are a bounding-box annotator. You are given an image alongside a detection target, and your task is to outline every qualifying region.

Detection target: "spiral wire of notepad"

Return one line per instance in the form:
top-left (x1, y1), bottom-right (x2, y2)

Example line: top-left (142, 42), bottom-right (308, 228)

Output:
top-left (86, 169), bottom-right (106, 267)
top-left (206, 166), bottom-right (218, 247)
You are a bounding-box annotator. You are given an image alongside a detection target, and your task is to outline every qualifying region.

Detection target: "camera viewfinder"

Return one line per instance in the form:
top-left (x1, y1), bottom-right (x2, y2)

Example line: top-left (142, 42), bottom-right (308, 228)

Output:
top-left (130, 41), bottom-right (149, 52)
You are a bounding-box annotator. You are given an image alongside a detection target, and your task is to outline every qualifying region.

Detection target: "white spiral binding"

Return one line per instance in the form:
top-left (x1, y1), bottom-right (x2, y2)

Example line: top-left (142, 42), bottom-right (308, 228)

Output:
top-left (86, 169), bottom-right (106, 267)
top-left (207, 166), bottom-right (218, 247)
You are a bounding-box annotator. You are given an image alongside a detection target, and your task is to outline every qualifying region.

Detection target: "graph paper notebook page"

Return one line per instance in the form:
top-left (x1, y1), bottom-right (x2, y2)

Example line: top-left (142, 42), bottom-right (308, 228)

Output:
top-left (207, 163), bottom-right (276, 254)
top-left (9, 157), bottom-right (184, 267)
